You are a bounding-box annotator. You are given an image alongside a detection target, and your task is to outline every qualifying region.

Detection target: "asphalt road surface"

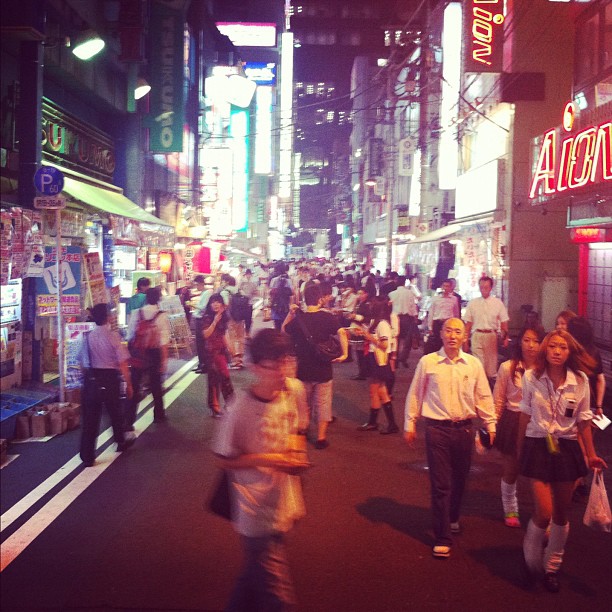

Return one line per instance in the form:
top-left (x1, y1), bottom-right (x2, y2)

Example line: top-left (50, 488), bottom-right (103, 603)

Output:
top-left (1, 319), bottom-right (611, 611)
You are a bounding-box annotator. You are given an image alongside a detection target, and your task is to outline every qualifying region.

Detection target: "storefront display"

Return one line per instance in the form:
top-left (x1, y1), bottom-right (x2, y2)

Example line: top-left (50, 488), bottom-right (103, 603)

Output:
top-left (1, 279), bottom-right (23, 391)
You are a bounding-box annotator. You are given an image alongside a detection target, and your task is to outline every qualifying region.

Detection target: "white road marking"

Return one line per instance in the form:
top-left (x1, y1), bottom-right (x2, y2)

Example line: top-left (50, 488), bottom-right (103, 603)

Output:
top-left (0, 358), bottom-right (197, 547)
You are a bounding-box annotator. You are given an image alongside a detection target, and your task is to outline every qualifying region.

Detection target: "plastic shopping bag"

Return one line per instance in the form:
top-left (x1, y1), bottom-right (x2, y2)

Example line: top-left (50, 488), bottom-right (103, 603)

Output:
top-left (583, 470), bottom-right (612, 532)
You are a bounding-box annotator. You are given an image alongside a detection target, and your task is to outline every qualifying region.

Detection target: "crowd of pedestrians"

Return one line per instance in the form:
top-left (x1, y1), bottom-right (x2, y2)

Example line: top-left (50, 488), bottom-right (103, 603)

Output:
top-left (76, 258), bottom-right (608, 608)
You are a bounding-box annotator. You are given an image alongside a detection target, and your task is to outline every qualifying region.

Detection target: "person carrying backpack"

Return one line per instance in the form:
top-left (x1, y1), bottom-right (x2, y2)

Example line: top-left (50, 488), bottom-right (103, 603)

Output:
top-left (220, 274), bottom-right (246, 370)
top-left (269, 273), bottom-right (293, 331)
top-left (126, 286), bottom-right (171, 427)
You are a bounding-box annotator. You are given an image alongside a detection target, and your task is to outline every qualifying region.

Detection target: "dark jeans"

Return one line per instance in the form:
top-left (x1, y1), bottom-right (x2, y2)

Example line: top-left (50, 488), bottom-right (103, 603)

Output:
top-left (227, 533), bottom-right (296, 612)
top-left (425, 419), bottom-right (474, 546)
top-left (398, 314), bottom-right (417, 363)
top-left (208, 351), bottom-right (234, 411)
top-left (244, 304), bottom-right (254, 334)
top-left (80, 369), bottom-right (125, 463)
top-left (127, 349), bottom-right (164, 426)
top-left (195, 317), bottom-right (210, 370)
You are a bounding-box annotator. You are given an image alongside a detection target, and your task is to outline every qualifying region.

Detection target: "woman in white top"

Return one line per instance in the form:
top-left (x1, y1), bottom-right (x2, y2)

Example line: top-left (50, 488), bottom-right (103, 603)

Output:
top-left (354, 296), bottom-right (399, 434)
top-left (518, 329), bottom-right (607, 593)
top-left (493, 326), bottom-right (544, 528)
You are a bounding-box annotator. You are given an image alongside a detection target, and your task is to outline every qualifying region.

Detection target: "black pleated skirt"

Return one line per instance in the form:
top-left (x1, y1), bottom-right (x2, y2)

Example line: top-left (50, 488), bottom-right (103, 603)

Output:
top-left (519, 436), bottom-right (588, 482)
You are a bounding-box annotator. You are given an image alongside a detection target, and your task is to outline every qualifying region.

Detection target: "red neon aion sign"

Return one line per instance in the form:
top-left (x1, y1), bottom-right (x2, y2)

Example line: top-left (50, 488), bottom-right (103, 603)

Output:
top-left (463, 0), bottom-right (505, 73)
top-left (529, 103), bottom-right (612, 200)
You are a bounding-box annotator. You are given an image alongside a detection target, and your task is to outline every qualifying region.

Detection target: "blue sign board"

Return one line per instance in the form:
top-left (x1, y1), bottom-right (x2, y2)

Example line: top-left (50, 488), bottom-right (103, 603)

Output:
top-left (33, 166), bottom-right (64, 196)
top-left (244, 62), bottom-right (276, 85)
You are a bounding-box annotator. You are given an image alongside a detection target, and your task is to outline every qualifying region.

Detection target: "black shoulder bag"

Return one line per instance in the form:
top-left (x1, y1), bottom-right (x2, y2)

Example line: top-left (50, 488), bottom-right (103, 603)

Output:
top-left (295, 311), bottom-right (342, 363)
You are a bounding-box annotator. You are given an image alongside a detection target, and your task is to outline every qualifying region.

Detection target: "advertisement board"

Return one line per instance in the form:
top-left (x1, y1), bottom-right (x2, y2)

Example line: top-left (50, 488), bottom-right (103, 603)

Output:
top-left (35, 246), bottom-right (82, 317)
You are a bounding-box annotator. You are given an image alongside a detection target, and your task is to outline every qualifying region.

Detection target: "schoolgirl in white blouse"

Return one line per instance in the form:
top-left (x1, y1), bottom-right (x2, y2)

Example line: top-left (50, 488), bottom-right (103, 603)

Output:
top-left (517, 329), bottom-right (607, 593)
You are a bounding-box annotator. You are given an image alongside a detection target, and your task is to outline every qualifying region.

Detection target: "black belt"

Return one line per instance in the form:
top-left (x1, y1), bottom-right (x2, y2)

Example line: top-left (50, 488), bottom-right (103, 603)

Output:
top-left (425, 417), bottom-right (472, 427)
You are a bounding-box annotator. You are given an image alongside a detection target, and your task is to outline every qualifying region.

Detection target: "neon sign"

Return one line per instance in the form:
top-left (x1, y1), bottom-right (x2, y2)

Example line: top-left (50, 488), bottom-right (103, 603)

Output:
top-left (529, 102), bottom-right (612, 200)
top-left (463, 0), bottom-right (505, 73)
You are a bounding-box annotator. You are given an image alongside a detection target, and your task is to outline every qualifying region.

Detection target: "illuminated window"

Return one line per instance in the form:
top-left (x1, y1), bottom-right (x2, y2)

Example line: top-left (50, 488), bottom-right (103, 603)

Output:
top-left (326, 111), bottom-right (334, 122)
top-left (306, 84), bottom-right (314, 94)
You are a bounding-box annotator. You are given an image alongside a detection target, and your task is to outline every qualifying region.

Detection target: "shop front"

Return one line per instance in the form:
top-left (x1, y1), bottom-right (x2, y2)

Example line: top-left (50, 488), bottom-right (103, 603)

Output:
top-left (529, 101), bottom-right (611, 347)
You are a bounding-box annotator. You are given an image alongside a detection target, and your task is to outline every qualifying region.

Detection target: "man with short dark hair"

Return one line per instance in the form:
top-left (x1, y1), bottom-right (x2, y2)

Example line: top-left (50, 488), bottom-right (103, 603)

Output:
top-left (126, 277), bottom-right (151, 316)
top-left (425, 279), bottom-right (460, 355)
top-left (283, 284), bottom-right (348, 449)
top-left (464, 276), bottom-right (509, 384)
top-left (213, 329), bottom-right (310, 611)
top-left (192, 274), bottom-right (212, 373)
top-left (404, 318), bottom-right (496, 559)
top-left (126, 286), bottom-right (171, 425)
top-left (78, 303), bottom-right (134, 467)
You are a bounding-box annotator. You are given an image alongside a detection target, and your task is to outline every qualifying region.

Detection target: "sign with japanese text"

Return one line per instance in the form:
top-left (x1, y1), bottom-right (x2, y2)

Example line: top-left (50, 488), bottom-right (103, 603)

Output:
top-left (35, 246), bottom-right (82, 316)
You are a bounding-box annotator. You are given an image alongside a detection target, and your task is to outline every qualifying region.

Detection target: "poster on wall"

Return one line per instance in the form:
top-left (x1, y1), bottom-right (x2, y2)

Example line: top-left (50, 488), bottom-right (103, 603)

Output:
top-left (65, 321), bottom-right (95, 388)
top-left (83, 252), bottom-right (109, 309)
top-left (35, 246), bottom-right (82, 316)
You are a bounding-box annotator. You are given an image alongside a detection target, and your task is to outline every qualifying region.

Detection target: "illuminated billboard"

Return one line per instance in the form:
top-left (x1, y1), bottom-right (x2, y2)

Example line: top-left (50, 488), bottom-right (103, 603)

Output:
top-left (230, 109), bottom-right (249, 232)
top-left (529, 103), bottom-right (612, 202)
top-left (244, 62), bottom-right (277, 85)
top-left (255, 86), bottom-right (273, 174)
top-left (216, 22), bottom-right (277, 47)
top-left (463, 0), bottom-right (505, 73)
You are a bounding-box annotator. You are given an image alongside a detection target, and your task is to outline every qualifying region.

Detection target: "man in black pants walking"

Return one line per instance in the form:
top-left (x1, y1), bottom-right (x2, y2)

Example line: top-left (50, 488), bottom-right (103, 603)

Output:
top-left (78, 303), bottom-right (134, 467)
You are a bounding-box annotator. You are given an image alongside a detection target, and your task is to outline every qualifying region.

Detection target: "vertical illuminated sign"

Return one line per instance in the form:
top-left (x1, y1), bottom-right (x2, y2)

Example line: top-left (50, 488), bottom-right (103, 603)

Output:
top-left (255, 86), bottom-right (273, 174)
top-left (279, 32), bottom-right (294, 201)
top-left (463, 0), bottom-right (505, 73)
top-left (148, 1), bottom-right (185, 152)
top-left (230, 109), bottom-right (249, 232)
top-left (439, 2), bottom-right (462, 189)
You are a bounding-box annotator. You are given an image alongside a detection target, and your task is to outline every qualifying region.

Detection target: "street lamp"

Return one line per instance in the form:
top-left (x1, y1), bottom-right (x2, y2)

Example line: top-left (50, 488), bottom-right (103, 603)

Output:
top-left (71, 29), bottom-right (105, 60)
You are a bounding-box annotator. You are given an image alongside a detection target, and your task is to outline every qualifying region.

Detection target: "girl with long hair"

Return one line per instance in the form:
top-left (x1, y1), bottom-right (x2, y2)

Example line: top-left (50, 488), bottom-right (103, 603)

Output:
top-left (493, 326), bottom-right (545, 528)
top-left (518, 329), bottom-right (607, 592)
top-left (356, 296), bottom-right (399, 434)
top-left (202, 294), bottom-right (234, 417)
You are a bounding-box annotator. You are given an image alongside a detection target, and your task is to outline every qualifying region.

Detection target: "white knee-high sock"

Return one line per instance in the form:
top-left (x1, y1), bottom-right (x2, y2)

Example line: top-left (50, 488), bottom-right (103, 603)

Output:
top-left (523, 519), bottom-right (546, 574)
top-left (501, 479), bottom-right (519, 515)
top-left (543, 522), bottom-right (569, 574)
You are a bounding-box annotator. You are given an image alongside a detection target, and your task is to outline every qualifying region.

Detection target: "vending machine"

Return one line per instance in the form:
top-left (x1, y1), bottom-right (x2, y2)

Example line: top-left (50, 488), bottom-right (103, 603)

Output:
top-left (1, 279), bottom-right (23, 391)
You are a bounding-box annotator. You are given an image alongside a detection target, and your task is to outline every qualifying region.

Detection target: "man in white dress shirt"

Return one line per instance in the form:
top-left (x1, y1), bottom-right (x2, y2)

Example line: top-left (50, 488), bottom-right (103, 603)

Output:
top-left (463, 276), bottom-right (509, 383)
top-left (425, 279), bottom-right (460, 354)
top-left (404, 318), bottom-right (496, 559)
top-left (388, 276), bottom-right (419, 367)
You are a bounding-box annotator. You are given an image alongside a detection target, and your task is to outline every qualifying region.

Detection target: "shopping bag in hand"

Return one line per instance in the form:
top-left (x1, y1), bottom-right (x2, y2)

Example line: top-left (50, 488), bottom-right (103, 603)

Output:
top-left (583, 470), bottom-right (612, 532)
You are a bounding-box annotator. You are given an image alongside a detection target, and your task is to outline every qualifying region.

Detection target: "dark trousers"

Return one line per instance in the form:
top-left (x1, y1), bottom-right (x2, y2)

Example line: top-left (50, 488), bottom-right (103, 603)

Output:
top-left (398, 314), bottom-right (417, 363)
top-left (208, 351), bottom-right (234, 411)
top-left (195, 317), bottom-right (209, 370)
top-left (80, 369), bottom-right (125, 463)
top-left (227, 533), bottom-right (296, 612)
top-left (425, 419), bottom-right (474, 546)
top-left (424, 320), bottom-right (444, 355)
top-left (128, 350), bottom-right (164, 425)
top-left (244, 304), bottom-right (254, 334)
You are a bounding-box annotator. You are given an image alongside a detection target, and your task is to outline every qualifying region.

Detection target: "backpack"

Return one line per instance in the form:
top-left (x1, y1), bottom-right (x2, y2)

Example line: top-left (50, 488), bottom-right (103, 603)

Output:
top-left (128, 310), bottom-right (162, 368)
top-left (271, 282), bottom-right (292, 316)
top-left (229, 291), bottom-right (251, 322)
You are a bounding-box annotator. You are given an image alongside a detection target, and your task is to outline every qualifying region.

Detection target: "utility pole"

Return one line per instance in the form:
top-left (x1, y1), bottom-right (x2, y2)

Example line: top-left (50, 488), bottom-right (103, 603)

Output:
top-left (418, 0), bottom-right (432, 232)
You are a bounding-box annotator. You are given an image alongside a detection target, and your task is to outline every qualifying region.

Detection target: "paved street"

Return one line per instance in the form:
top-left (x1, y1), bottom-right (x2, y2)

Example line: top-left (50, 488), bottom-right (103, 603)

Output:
top-left (1, 315), bottom-right (611, 612)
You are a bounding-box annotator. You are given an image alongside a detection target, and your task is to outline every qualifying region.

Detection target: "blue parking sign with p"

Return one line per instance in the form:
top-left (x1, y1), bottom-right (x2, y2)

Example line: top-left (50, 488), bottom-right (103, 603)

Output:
top-left (34, 166), bottom-right (64, 196)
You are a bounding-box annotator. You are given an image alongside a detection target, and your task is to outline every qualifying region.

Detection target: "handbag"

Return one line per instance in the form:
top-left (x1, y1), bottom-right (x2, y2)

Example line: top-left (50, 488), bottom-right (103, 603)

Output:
top-left (263, 306), bottom-right (272, 322)
top-left (477, 427), bottom-right (493, 449)
top-left (295, 311), bottom-right (342, 362)
top-left (583, 470), bottom-right (612, 532)
top-left (206, 470), bottom-right (232, 520)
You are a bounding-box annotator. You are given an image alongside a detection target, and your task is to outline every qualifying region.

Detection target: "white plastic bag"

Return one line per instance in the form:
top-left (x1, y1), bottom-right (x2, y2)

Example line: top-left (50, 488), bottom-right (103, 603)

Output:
top-left (583, 470), bottom-right (612, 532)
